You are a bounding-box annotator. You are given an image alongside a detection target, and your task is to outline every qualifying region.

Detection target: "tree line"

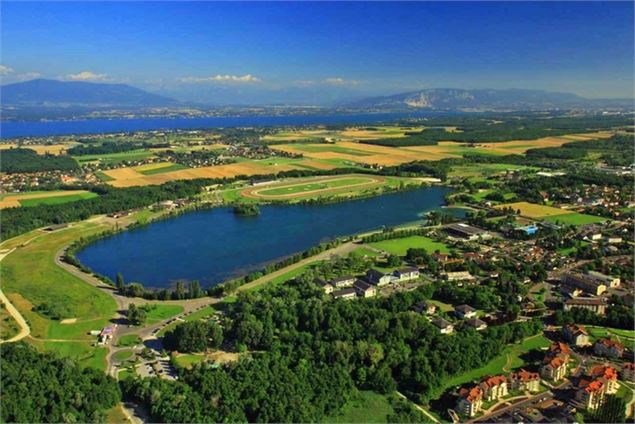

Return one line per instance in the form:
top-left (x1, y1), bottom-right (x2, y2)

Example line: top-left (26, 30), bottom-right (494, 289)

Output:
top-left (2, 148), bottom-right (79, 173)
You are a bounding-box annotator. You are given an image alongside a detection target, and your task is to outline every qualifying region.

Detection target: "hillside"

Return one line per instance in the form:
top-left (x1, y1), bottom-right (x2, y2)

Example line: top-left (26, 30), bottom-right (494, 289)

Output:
top-left (344, 88), bottom-right (632, 111)
top-left (1, 79), bottom-right (178, 107)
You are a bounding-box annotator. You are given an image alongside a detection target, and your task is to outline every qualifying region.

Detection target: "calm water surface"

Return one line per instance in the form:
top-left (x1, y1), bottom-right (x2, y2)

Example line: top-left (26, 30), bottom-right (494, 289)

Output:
top-left (0, 112), bottom-right (459, 138)
top-left (76, 187), bottom-right (451, 288)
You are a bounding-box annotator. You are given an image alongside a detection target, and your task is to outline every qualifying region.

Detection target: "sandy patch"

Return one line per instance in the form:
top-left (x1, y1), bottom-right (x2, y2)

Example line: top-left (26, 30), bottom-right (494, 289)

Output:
top-left (60, 318), bottom-right (78, 324)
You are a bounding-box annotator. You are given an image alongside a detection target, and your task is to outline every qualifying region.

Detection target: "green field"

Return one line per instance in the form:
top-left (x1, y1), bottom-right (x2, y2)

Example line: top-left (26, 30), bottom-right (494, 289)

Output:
top-left (173, 353), bottom-right (207, 369)
top-left (138, 163), bottom-right (190, 175)
top-left (19, 192), bottom-right (98, 207)
top-left (323, 391), bottom-right (394, 423)
top-left (143, 304), bottom-right (184, 324)
top-left (542, 212), bottom-right (607, 226)
top-left (258, 177), bottom-right (372, 196)
top-left (431, 334), bottom-right (550, 399)
top-left (74, 149), bottom-right (154, 164)
top-left (586, 326), bottom-right (635, 342)
top-left (290, 144), bottom-right (373, 156)
top-left (184, 305), bottom-right (216, 322)
top-left (369, 236), bottom-right (450, 256)
top-left (113, 349), bottom-right (134, 362)
top-left (117, 334), bottom-right (142, 347)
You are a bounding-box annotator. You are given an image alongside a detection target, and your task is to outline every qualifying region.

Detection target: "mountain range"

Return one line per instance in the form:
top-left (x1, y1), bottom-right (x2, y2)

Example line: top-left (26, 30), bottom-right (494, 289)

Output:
top-left (1, 79), bottom-right (632, 112)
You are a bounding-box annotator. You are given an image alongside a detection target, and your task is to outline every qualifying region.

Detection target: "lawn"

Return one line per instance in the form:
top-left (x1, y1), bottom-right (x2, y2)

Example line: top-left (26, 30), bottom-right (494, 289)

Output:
top-left (142, 304), bottom-right (184, 324)
top-left (112, 349), bottom-right (134, 362)
top-left (0, 223), bottom-right (117, 342)
top-left (138, 163), bottom-right (190, 175)
top-left (542, 212), bottom-right (606, 226)
top-left (323, 391), bottom-right (394, 423)
top-left (431, 334), bottom-right (550, 399)
top-left (42, 341), bottom-right (108, 371)
top-left (19, 192), bottom-right (98, 207)
top-left (117, 334), bottom-right (142, 347)
top-left (586, 326), bottom-right (635, 342)
top-left (351, 246), bottom-right (381, 258)
top-left (184, 305), bottom-right (216, 322)
top-left (369, 236), bottom-right (450, 256)
top-left (173, 353), bottom-right (207, 369)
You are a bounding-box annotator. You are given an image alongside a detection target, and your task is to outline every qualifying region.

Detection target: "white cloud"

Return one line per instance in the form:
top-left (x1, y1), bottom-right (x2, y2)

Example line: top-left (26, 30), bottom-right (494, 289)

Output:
top-left (324, 77), bottom-right (360, 86)
top-left (0, 65), bottom-right (15, 75)
top-left (178, 74), bottom-right (261, 84)
top-left (66, 71), bottom-right (109, 81)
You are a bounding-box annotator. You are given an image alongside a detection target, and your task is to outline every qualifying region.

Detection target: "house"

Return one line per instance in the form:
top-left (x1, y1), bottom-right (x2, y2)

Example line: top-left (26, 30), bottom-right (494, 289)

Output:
top-left (509, 369), bottom-right (540, 392)
top-left (97, 325), bottom-right (117, 345)
top-left (444, 223), bottom-right (490, 241)
top-left (315, 278), bottom-right (334, 294)
top-left (394, 266), bottom-right (420, 281)
top-left (413, 300), bottom-right (436, 315)
top-left (432, 253), bottom-right (464, 267)
top-left (593, 338), bottom-right (624, 358)
top-left (563, 323), bottom-right (591, 346)
top-left (564, 297), bottom-right (607, 316)
top-left (585, 271), bottom-right (621, 288)
top-left (366, 269), bottom-right (393, 286)
top-left (455, 304), bottom-right (477, 319)
top-left (562, 273), bottom-right (607, 296)
top-left (576, 365), bottom-right (619, 410)
top-left (621, 363), bottom-right (635, 381)
top-left (329, 275), bottom-right (356, 288)
top-left (456, 385), bottom-right (483, 417)
top-left (546, 342), bottom-right (571, 359)
top-left (603, 236), bottom-right (623, 244)
top-left (443, 271), bottom-right (476, 282)
top-left (465, 318), bottom-right (488, 331)
top-left (479, 375), bottom-right (508, 401)
top-left (353, 280), bottom-right (377, 298)
top-left (332, 288), bottom-right (357, 300)
top-left (541, 356), bottom-right (568, 382)
top-left (431, 317), bottom-right (454, 334)
top-left (517, 225), bottom-right (538, 236)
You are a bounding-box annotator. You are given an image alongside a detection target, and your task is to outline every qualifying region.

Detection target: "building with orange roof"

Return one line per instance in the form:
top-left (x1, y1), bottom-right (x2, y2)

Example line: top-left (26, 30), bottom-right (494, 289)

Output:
top-left (576, 365), bottom-right (620, 410)
top-left (510, 369), bottom-right (540, 392)
top-left (479, 375), bottom-right (508, 401)
top-left (541, 356), bottom-right (568, 381)
top-left (593, 338), bottom-right (625, 358)
top-left (456, 385), bottom-right (483, 417)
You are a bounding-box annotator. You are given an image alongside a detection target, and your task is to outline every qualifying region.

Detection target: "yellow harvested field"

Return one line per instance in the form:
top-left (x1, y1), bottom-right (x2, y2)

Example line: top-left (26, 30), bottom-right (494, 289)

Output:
top-left (472, 131), bottom-right (614, 155)
top-left (133, 162), bottom-right (176, 172)
top-left (0, 144), bottom-right (72, 155)
top-left (496, 201), bottom-right (572, 218)
top-left (299, 160), bottom-right (337, 170)
top-left (0, 190), bottom-right (92, 209)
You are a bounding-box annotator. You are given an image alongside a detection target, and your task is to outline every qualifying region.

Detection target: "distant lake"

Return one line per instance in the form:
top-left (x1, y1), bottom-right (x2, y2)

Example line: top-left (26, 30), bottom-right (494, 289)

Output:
top-left (0, 111), bottom-right (457, 138)
top-left (76, 186), bottom-right (451, 288)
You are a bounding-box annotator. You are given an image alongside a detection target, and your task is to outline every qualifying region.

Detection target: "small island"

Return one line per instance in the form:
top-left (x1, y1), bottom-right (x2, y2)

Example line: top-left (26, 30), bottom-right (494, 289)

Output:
top-left (233, 203), bottom-right (260, 216)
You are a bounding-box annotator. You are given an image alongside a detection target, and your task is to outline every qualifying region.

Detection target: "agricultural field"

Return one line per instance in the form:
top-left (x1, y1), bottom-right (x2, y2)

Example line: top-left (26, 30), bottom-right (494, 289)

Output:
top-left (73, 149), bottom-right (155, 165)
top-left (368, 236), bottom-right (450, 256)
top-left (242, 175), bottom-right (385, 199)
top-left (497, 202), bottom-right (575, 219)
top-left (137, 162), bottom-right (190, 175)
top-left (0, 190), bottom-right (98, 209)
top-left (0, 143), bottom-right (75, 155)
top-left (261, 125), bottom-right (424, 143)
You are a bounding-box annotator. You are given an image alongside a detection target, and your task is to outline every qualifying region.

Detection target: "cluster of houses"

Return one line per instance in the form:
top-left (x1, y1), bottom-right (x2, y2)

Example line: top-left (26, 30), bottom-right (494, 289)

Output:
top-left (318, 266), bottom-right (421, 300)
top-left (456, 369), bottom-right (541, 417)
top-left (411, 302), bottom-right (486, 335)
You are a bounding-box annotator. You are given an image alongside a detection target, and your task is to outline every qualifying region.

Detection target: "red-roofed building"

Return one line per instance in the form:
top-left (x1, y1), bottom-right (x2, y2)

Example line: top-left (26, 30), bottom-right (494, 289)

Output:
top-left (510, 369), bottom-right (540, 392)
top-left (541, 342), bottom-right (571, 381)
top-left (479, 375), bottom-right (508, 401)
top-left (593, 338), bottom-right (625, 359)
top-left (576, 365), bottom-right (619, 410)
top-left (456, 385), bottom-right (483, 417)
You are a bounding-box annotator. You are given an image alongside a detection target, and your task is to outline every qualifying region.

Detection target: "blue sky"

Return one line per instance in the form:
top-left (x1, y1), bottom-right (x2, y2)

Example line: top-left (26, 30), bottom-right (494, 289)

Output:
top-left (1, 1), bottom-right (633, 104)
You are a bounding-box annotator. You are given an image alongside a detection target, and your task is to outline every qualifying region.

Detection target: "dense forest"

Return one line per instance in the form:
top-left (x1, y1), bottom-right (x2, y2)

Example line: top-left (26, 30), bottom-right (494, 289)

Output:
top-left (124, 280), bottom-right (542, 422)
top-left (1, 343), bottom-right (121, 423)
top-left (1, 148), bottom-right (79, 173)
top-left (68, 141), bottom-right (153, 155)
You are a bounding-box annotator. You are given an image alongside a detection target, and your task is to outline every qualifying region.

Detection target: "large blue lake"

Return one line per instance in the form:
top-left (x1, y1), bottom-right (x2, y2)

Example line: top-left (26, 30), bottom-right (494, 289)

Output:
top-left (76, 186), bottom-right (451, 288)
top-left (0, 111), bottom-right (457, 138)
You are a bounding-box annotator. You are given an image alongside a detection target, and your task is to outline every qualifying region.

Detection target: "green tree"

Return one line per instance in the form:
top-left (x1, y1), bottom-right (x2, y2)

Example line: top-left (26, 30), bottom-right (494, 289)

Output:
top-left (127, 303), bottom-right (146, 326)
top-left (116, 273), bottom-right (124, 291)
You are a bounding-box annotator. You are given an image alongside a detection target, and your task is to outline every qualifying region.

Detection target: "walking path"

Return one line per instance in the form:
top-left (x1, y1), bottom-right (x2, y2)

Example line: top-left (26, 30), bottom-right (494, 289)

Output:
top-left (0, 248), bottom-right (31, 344)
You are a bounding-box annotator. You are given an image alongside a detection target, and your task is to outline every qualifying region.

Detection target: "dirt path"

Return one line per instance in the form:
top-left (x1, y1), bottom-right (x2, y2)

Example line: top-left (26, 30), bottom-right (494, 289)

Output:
top-left (236, 241), bottom-right (359, 292)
